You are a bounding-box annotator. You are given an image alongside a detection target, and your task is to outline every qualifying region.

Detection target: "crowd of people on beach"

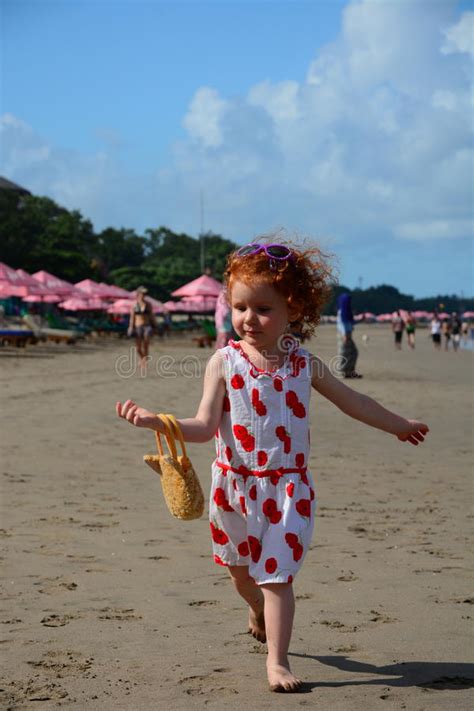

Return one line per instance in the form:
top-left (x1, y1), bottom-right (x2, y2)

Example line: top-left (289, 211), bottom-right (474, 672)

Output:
top-left (391, 310), bottom-right (469, 352)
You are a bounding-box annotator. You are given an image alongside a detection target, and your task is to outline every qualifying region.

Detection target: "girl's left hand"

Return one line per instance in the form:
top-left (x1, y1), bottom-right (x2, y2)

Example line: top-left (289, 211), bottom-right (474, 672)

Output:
top-left (397, 420), bottom-right (429, 445)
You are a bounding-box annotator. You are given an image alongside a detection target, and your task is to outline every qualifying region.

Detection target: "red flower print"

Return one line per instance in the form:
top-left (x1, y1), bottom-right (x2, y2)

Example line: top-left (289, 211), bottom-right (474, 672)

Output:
top-left (265, 557), bottom-right (278, 574)
top-left (283, 436), bottom-right (292, 454)
top-left (285, 532), bottom-right (299, 548)
top-left (310, 487), bottom-right (315, 501)
top-left (231, 374), bottom-right (244, 389)
top-left (269, 511), bottom-right (282, 524)
top-left (293, 543), bottom-right (304, 561)
top-left (286, 391), bottom-right (298, 408)
top-left (210, 522), bottom-right (229, 545)
top-left (273, 377), bottom-right (283, 392)
top-left (214, 554), bottom-right (227, 566)
top-left (240, 496), bottom-right (247, 516)
top-left (238, 541), bottom-right (249, 557)
top-left (232, 478), bottom-right (238, 491)
top-left (241, 434), bottom-right (256, 452)
top-left (295, 453), bottom-right (305, 467)
top-left (233, 424), bottom-right (248, 440)
top-left (256, 402), bottom-right (267, 416)
top-left (275, 426), bottom-right (287, 441)
top-left (223, 394), bottom-right (231, 412)
top-left (293, 403), bottom-right (306, 418)
top-left (213, 488), bottom-right (226, 506)
top-left (251, 389), bottom-right (267, 416)
top-left (225, 446), bottom-right (233, 461)
top-left (288, 575), bottom-right (293, 583)
top-left (286, 482), bottom-right (295, 498)
top-left (270, 473), bottom-right (281, 485)
top-left (262, 498), bottom-right (277, 516)
top-left (257, 450), bottom-right (268, 467)
top-left (295, 499), bottom-right (311, 517)
top-left (301, 473), bottom-right (309, 486)
top-left (249, 484), bottom-right (257, 501)
top-left (248, 535), bottom-right (262, 563)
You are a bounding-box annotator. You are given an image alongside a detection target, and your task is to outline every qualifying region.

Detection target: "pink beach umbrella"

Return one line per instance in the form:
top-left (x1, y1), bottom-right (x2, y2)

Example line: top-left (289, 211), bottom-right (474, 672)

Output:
top-left (107, 299), bottom-right (134, 315)
top-left (109, 296), bottom-right (164, 314)
top-left (171, 274), bottom-right (223, 298)
top-left (23, 294), bottom-right (62, 303)
top-left (57, 297), bottom-right (91, 311)
top-left (162, 300), bottom-right (181, 312)
top-left (33, 270), bottom-right (84, 297)
top-left (0, 262), bottom-right (32, 296)
top-left (99, 283), bottom-right (132, 298)
top-left (58, 297), bottom-right (108, 311)
top-left (75, 279), bottom-right (113, 298)
top-left (462, 311), bottom-right (474, 319)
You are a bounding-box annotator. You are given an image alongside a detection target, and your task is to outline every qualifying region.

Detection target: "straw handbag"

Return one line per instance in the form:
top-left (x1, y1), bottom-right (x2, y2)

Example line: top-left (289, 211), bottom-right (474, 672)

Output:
top-left (143, 413), bottom-right (205, 521)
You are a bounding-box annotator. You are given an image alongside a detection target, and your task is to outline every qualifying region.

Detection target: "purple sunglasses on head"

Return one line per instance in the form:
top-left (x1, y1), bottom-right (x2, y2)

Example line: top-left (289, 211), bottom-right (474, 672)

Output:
top-left (236, 243), bottom-right (294, 263)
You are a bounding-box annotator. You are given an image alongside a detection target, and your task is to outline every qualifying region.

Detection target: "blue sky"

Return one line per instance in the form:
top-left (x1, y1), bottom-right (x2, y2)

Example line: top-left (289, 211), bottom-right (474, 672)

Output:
top-left (2, 0), bottom-right (473, 296)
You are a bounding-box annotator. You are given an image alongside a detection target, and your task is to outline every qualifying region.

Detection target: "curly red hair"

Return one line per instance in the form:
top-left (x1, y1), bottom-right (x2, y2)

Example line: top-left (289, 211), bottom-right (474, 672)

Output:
top-left (224, 234), bottom-right (335, 339)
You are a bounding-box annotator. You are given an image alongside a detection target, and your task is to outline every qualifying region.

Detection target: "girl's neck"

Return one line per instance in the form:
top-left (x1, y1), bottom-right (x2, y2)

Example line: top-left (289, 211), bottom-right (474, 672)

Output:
top-left (238, 339), bottom-right (289, 370)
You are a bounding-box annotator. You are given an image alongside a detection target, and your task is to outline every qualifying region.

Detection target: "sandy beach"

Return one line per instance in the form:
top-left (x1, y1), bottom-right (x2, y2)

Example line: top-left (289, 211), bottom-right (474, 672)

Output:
top-left (1, 325), bottom-right (472, 710)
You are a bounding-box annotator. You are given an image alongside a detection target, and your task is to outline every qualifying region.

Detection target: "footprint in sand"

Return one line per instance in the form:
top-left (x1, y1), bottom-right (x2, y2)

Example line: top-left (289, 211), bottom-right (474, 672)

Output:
top-left (27, 649), bottom-right (94, 676)
top-left (369, 609), bottom-right (398, 624)
top-left (1, 679), bottom-right (68, 704)
top-left (332, 644), bottom-right (359, 653)
top-left (40, 614), bottom-right (78, 627)
top-left (36, 577), bottom-right (78, 594)
top-left (178, 673), bottom-right (239, 697)
top-left (337, 571), bottom-right (358, 582)
top-left (98, 607), bottom-right (142, 621)
top-left (188, 600), bottom-right (219, 607)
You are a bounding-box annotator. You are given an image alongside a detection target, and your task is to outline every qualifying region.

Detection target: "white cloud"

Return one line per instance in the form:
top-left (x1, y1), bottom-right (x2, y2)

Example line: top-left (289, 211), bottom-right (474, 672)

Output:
top-left (441, 11), bottom-right (474, 56)
top-left (182, 87), bottom-right (228, 148)
top-left (395, 219), bottom-right (473, 242)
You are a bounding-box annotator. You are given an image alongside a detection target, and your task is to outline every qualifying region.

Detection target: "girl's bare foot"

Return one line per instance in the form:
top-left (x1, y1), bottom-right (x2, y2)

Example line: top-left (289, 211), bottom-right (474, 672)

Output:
top-left (248, 606), bottom-right (266, 643)
top-left (267, 663), bottom-right (302, 692)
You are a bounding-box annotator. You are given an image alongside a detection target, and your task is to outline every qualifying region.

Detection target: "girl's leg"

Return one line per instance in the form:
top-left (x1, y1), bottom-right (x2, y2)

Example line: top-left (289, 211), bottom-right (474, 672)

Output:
top-left (260, 582), bottom-right (301, 692)
top-left (227, 565), bottom-right (266, 642)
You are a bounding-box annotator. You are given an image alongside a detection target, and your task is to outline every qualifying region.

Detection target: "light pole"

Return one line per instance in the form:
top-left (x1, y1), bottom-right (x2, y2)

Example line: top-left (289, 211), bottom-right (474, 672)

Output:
top-left (200, 189), bottom-right (205, 273)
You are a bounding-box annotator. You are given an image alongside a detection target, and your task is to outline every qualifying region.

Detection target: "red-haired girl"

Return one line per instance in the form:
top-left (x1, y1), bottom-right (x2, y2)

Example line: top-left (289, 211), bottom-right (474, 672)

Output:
top-left (117, 236), bottom-right (429, 692)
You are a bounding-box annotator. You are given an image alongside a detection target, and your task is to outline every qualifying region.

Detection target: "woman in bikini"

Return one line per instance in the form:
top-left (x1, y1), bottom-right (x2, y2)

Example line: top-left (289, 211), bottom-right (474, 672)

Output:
top-left (128, 286), bottom-right (158, 369)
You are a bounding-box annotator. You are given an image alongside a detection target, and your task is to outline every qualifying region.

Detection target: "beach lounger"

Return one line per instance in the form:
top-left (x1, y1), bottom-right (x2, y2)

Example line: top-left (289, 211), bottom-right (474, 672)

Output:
top-left (0, 329), bottom-right (37, 347)
top-left (22, 314), bottom-right (80, 345)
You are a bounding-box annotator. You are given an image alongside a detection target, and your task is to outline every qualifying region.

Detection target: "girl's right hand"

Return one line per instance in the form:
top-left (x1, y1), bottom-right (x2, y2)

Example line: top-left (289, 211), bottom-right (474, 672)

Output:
top-left (116, 400), bottom-right (163, 431)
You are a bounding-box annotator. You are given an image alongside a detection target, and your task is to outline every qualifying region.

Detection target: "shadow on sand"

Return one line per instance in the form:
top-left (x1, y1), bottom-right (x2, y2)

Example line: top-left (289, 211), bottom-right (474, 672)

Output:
top-left (288, 653), bottom-right (474, 692)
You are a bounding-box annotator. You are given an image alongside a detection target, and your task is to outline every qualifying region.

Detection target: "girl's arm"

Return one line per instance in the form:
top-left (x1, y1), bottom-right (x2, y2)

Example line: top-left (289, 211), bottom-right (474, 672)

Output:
top-left (116, 351), bottom-right (226, 443)
top-left (310, 355), bottom-right (429, 445)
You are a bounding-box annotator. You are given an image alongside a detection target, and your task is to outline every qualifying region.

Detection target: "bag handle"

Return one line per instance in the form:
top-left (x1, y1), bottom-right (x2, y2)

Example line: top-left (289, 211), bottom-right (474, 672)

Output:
top-left (163, 414), bottom-right (189, 462)
top-left (154, 414), bottom-right (178, 459)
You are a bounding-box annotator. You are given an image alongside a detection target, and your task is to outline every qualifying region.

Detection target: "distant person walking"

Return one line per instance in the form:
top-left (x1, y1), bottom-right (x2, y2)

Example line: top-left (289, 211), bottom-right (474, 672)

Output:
top-left (128, 286), bottom-right (158, 370)
top-left (336, 292), bottom-right (362, 378)
top-left (450, 312), bottom-right (462, 352)
top-left (404, 312), bottom-right (417, 350)
top-left (214, 288), bottom-right (233, 349)
top-left (461, 319), bottom-right (470, 347)
top-left (441, 318), bottom-right (452, 351)
top-left (430, 314), bottom-right (442, 350)
top-left (391, 311), bottom-right (405, 350)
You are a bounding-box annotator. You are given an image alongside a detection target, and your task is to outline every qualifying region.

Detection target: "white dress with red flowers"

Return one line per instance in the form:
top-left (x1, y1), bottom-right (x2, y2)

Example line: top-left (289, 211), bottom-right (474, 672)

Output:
top-left (209, 339), bottom-right (316, 585)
